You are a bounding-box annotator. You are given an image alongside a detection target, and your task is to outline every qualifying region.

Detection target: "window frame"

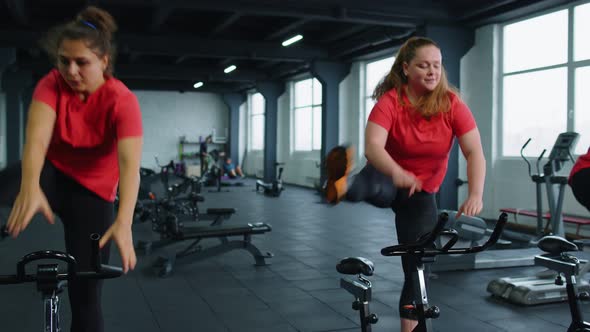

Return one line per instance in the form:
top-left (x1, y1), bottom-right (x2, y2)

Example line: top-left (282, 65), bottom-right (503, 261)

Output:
top-left (498, 1), bottom-right (590, 157)
top-left (291, 77), bottom-right (323, 152)
top-left (248, 92), bottom-right (265, 151)
top-left (360, 54), bottom-right (396, 158)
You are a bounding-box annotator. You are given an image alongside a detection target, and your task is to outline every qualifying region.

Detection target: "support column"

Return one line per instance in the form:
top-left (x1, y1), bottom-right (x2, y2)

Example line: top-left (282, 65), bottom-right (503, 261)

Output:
top-left (418, 24), bottom-right (474, 210)
top-left (0, 48), bottom-right (16, 167)
top-left (221, 92), bottom-right (246, 164)
top-left (1, 68), bottom-right (33, 164)
top-left (310, 60), bottom-right (350, 184)
top-left (256, 81), bottom-right (284, 182)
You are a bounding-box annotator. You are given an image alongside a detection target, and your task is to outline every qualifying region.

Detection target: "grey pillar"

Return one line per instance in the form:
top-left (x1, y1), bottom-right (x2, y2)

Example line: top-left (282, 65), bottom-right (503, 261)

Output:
top-left (221, 92), bottom-right (246, 164)
top-left (310, 60), bottom-right (351, 184)
top-left (418, 25), bottom-right (474, 210)
top-left (1, 68), bottom-right (33, 164)
top-left (0, 48), bottom-right (16, 87)
top-left (256, 81), bottom-right (284, 182)
top-left (0, 48), bottom-right (16, 167)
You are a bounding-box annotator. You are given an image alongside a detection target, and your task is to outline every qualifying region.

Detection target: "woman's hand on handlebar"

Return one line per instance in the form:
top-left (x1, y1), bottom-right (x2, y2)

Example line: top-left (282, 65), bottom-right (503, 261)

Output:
top-left (6, 186), bottom-right (55, 238)
top-left (456, 195), bottom-right (483, 219)
top-left (99, 221), bottom-right (137, 274)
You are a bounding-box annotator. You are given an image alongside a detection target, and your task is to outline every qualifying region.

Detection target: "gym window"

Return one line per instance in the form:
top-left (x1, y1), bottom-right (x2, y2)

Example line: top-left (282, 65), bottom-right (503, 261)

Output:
top-left (292, 77), bottom-right (322, 152)
top-left (364, 56), bottom-right (395, 123)
top-left (500, 1), bottom-right (590, 157)
top-left (361, 56), bottom-right (395, 156)
top-left (249, 92), bottom-right (265, 151)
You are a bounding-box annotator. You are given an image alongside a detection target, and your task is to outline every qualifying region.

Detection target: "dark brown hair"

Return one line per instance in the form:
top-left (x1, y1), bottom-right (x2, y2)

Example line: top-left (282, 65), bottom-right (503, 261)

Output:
top-left (372, 36), bottom-right (457, 117)
top-left (41, 6), bottom-right (118, 75)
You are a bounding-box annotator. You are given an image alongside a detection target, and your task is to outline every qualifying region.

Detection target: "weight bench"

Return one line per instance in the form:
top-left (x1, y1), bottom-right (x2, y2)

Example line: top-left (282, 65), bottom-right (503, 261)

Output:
top-left (500, 208), bottom-right (590, 238)
top-left (137, 222), bottom-right (273, 277)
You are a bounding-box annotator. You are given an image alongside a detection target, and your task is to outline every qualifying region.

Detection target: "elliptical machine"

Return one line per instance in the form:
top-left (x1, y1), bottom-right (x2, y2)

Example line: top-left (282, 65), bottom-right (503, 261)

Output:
top-left (487, 132), bottom-right (588, 305)
top-left (256, 162), bottom-right (285, 197)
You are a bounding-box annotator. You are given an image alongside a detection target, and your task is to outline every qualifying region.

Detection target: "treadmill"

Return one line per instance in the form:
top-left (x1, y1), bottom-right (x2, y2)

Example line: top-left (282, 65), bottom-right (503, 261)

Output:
top-left (487, 132), bottom-right (590, 305)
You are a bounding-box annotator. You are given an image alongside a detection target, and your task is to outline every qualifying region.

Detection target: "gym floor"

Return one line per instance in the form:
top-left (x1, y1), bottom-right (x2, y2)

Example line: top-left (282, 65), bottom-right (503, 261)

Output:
top-left (0, 180), bottom-right (584, 331)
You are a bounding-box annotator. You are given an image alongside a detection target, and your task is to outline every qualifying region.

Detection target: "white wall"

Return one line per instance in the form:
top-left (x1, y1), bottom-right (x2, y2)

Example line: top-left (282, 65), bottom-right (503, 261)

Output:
top-left (461, 25), bottom-right (589, 232)
top-left (135, 90), bottom-right (229, 170)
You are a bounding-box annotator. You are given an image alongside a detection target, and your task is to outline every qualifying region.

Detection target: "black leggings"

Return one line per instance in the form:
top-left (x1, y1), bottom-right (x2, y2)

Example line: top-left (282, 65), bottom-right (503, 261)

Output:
top-left (347, 164), bottom-right (438, 320)
top-left (0, 161), bottom-right (114, 332)
top-left (571, 167), bottom-right (590, 211)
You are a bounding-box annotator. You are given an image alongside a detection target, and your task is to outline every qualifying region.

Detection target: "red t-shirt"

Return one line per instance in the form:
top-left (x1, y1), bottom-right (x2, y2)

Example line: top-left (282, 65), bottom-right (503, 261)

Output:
top-left (570, 147), bottom-right (590, 182)
top-left (368, 88), bottom-right (476, 193)
top-left (32, 69), bottom-right (143, 202)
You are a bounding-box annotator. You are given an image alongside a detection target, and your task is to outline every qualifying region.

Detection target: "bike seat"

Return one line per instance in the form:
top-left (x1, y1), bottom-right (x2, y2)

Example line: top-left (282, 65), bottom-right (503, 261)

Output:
top-left (206, 208), bottom-right (236, 215)
top-left (538, 235), bottom-right (578, 255)
top-left (336, 257), bottom-right (374, 276)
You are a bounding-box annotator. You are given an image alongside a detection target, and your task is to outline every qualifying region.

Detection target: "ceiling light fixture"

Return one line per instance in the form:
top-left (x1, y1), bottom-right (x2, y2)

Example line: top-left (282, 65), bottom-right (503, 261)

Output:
top-left (282, 34), bottom-right (303, 47)
top-left (193, 81), bottom-right (203, 88)
top-left (224, 65), bottom-right (237, 73)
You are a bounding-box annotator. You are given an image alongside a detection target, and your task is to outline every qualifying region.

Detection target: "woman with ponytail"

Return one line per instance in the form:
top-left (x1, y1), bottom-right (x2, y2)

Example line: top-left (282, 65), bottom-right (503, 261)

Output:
top-left (0, 6), bottom-right (142, 332)
top-left (325, 36), bottom-right (486, 332)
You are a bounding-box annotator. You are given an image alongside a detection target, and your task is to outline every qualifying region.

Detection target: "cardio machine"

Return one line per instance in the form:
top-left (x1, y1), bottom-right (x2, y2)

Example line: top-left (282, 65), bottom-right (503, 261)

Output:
top-left (255, 162), bottom-right (285, 197)
top-left (0, 234), bottom-right (122, 332)
top-left (487, 132), bottom-right (589, 305)
top-left (337, 212), bottom-right (507, 332)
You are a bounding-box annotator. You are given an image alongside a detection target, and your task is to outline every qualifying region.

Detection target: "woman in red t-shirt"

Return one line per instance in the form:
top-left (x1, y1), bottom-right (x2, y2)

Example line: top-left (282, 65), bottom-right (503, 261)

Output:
top-left (0, 6), bottom-right (141, 332)
top-left (326, 37), bottom-right (485, 332)
top-left (570, 148), bottom-right (590, 211)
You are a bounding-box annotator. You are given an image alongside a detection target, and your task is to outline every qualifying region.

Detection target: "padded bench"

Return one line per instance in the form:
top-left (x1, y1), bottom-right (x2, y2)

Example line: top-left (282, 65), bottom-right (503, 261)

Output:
top-left (500, 208), bottom-right (590, 237)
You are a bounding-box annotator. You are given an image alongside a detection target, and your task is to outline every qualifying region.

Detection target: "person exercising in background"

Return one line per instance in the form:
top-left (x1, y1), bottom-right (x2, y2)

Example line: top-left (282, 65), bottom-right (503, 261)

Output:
top-left (570, 147), bottom-right (590, 211)
top-left (0, 6), bottom-right (141, 332)
top-left (223, 158), bottom-right (245, 178)
top-left (200, 135), bottom-right (213, 174)
top-left (325, 36), bottom-right (486, 332)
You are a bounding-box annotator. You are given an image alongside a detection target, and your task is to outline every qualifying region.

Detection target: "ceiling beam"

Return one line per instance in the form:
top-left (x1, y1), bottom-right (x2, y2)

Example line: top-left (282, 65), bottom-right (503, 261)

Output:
top-left (329, 27), bottom-right (414, 58)
top-left (264, 18), bottom-right (308, 41)
top-left (98, 0), bottom-right (442, 27)
top-left (456, 0), bottom-right (520, 21)
top-left (5, 0), bottom-right (29, 26)
top-left (463, 0), bottom-right (574, 26)
top-left (209, 13), bottom-right (242, 36)
top-left (122, 79), bottom-right (250, 93)
top-left (174, 55), bottom-right (190, 65)
top-left (0, 30), bottom-right (328, 61)
top-left (116, 63), bottom-right (269, 82)
top-left (317, 25), bottom-right (367, 43)
top-left (117, 34), bottom-right (328, 61)
top-left (151, 6), bottom-right (174, 32)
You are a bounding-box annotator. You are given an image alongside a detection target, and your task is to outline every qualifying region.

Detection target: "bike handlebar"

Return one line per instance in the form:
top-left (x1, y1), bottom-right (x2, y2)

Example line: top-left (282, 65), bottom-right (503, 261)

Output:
top-left (0, 233), bottom-right (123, 285)
top-left (381, 212), bottom-right (508, 257)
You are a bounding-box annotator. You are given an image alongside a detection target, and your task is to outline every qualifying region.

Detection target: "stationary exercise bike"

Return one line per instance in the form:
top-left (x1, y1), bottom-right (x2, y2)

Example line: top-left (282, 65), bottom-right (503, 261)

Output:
top-left (384, 212), bottom-right (507, 331)
top-left (336, 257), bottom-right (379, 332)
top-left (256, 162), bottom-right (285, 197)
top-left (0, 234), bottom-right (123, 332)
top-left (535, 236), bottom-right (590, 331)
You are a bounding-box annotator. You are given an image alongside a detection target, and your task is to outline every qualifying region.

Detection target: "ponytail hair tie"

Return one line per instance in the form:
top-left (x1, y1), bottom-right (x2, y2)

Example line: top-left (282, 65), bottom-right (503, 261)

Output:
top-left (81, 20), bottom-right (97, 30)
